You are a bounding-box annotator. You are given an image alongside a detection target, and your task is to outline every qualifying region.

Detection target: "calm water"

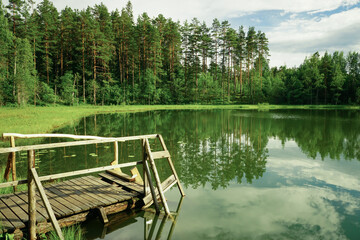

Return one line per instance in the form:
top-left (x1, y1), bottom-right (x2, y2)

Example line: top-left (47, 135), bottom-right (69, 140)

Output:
top-left (1, 109), bottom-right (360, 239)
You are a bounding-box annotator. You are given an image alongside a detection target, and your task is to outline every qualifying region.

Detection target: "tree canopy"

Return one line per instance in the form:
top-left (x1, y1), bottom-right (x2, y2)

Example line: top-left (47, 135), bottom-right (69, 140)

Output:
top-left (0, 0), bottom-right (359, 106)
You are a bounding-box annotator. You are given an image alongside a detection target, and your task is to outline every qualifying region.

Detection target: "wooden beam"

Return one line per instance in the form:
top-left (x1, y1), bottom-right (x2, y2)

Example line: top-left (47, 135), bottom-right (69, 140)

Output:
top-left (150, 150), bottom-right (170, 160)
top-left (142, 175), bottom-right (176, 208)
top-left (130, 167), bottom-right (143, 185)
top-left (96, 207), bottom-right (109, 224)
top-left (31, 168), bottom-right (64, 240)
top-left (158, 134), bottom-right (185, 196)
top-left (0, 134), bottom-right (160, 154)
top-left (10, 137), bottom-right (17, 192)
top-left (28, 150), bottom-right (36, 240)
top-left (0, 161), bottom-right (143, 189)
top-left (142, 144), bottom-right (160, 213)
top-left (0, 139), bottom-right (116, 154)
top-left (145, 139), bottom-right (170, 215)
top-left (2, 133), bottom-right (158, 141)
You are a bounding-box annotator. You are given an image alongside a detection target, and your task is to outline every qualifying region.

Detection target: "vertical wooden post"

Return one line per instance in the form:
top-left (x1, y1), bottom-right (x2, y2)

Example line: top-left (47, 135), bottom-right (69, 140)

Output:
top-left (142, 139), bottom-right (160, 213)
top-left (28, 149), bottom-right (36, 240)
top-left (10, 137), bottom-right (17, 191)
top-left (112, 141), bottom-right (122, 173)
top-left (142, 139), bottom-right (150, 195)
top-left (145, 139), bottom-right (170, 215)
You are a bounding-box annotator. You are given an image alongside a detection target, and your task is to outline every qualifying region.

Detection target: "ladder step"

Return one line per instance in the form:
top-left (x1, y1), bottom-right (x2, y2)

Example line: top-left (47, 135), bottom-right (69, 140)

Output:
top-left (150, 150), bottom-right (170, 160)
top-left (99, 172), bottom-right (143, 194)
top-left (142, 174), bottom-right (177, 208)
top-left (106, 169), bottom-right (135, 182)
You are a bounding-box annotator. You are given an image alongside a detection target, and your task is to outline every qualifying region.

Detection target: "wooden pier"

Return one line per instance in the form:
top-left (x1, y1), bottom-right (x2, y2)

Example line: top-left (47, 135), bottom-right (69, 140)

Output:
top-left (0, 133), bottom-right (185, 240)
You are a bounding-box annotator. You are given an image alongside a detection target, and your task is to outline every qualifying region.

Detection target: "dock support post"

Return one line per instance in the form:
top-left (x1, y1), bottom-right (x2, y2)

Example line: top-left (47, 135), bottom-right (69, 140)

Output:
top-left (10, 137), bottom-right (17, 191)
top-left (28, 150), bottom-right (36, 240)
top-left (145, 139), bottom-right (171, 215)
top-left (142, 139), bottom-right (160, 213)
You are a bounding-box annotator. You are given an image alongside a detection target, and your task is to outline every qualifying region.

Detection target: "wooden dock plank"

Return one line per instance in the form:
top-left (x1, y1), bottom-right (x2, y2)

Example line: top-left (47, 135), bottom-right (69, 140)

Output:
top-left (51, 181), bottom-right (95, 210)
top-left (9, 193), bottom-right (47, 223)
top-left (1, 196), bottom-right (29, 223)
top-left (15, 192), bottom-right (49, 220)
top-left (85, 176), bottom-right (135, 202)
top-left (74, 177), bottom-right (120, 204)
top-left (0, 198), bottom-right (25, 229)
top-left (67, 178), bottom-right (113, 206)
top-left (60, 178), bottom-right (108, 209)
top-left (99, 173), bottom-right (144, 194)
top-left (45, 185), bottom-right (82, 214)
top-left (88, 177), bottom-right (135, 201)
top-left (151, 150), bottom-right (170, 159)
top-left (0, 211), bottom-right (14, 232)
top-left (35, 191), bottom-right (69, 217)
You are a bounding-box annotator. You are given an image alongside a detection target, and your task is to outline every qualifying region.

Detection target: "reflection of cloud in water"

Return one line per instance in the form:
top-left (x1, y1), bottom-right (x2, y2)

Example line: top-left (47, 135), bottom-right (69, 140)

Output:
top-left (268, 157), bottom-right (360, 192)
top-left (175, 186), bottom-right (353, 239)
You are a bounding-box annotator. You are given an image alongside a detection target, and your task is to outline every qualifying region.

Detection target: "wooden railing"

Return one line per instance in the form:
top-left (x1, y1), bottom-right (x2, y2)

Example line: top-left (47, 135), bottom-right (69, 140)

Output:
top-left (0, 133), bottom-right (185, 240)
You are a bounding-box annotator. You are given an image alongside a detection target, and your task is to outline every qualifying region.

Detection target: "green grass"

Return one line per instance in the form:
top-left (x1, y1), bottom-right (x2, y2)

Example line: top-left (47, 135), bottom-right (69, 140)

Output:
top-left (0, 167), bottom-right (27, 195)
top-left (0, 104), bottom-right (359, 136)
top-left (45, 225), bottom-right (83, 240)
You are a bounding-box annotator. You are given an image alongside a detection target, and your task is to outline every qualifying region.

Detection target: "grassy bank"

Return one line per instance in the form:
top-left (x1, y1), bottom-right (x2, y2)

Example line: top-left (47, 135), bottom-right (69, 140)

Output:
top-left (0, 104), bottom-right (359, 136)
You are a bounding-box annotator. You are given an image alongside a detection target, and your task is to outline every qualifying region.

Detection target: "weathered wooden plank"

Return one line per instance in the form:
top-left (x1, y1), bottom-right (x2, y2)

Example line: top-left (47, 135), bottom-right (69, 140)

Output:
top-left (15, 192), bottom-right (49, 220)
top-left (63, 178), bottom-right (109, 208)
top-left (142, 174), bottom-right (176, 208)
top-left (35, 191), bottom-right (69, 217)
top-left (0, 199), bottom-right (25, 229)
top-left (31, 169), bottom-right (64, 240)
top-left (69, 178), bottom-right (114, 205)
top-left (78, 177), bottom-right (126, 203)
top-left (50, 182), bottom-right (94, 211)
top-left (1, 196), bottom-right (28, 223)
top-left (150, 150), bottom-right (170, 160)
top-left (39, 187), bottom-right (76, 216)
top-left (130, 167), bottom-right (144, 185)
top-left (2, 133), bottom-right (158, 141)
top-left (45, 186), bottom-right (83, 214)
top-left (106, 169), bottom-right (135, 182)
top-left (0, 134), bottom-right (159, 154)
top-left (0, 211), bottom-right (13, 232)
top-left (86, 176), bottom-right (135, 201)
top-left (99, 173), bottom-right (143, 194)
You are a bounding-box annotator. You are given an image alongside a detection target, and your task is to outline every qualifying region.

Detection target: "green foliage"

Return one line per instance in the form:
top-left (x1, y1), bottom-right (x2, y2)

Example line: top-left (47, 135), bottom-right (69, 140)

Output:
top-left (59, 71), bottom-right (77, 105)
top-left (45, 225), bottom-right (83, 240)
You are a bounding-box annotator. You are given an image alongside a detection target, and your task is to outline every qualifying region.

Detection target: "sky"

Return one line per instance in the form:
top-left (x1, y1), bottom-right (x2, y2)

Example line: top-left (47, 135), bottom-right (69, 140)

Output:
top-left (5, 0), bottom-right (360, 67)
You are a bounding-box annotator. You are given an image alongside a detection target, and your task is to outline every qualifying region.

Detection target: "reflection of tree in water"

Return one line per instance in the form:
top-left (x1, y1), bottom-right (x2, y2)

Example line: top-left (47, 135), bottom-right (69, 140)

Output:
top-left (178, 134), bottom-right (268, 190)
top-left (50, 109), bottom-right (359, 189)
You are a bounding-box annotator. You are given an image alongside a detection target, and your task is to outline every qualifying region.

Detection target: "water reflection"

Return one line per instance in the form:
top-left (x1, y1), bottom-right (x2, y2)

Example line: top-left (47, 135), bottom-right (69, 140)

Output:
top-left (83, 197), bottom-right (184, 240)
top-left (1, 109), bottom-right (359, 239)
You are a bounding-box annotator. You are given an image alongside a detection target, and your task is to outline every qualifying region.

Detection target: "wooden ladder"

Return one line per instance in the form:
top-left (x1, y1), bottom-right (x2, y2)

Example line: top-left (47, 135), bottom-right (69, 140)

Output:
top-left (142, 134), bottom-right (185, 215)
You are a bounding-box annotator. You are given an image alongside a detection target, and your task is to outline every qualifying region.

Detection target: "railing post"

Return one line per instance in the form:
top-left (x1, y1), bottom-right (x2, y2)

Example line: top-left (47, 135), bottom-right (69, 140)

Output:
top-left (28, 149), bottom-right (36, 240)
top-left (112, 141), bottom-right (122, 173)
top-left (142, 139), bottom-right (149, 195)
top-left (10, 137), bottom-right (17, 191)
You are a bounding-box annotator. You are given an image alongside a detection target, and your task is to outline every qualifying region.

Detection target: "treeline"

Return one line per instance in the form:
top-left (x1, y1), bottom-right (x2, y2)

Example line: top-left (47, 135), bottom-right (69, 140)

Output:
top-left (0, 0), bottom-right (269, 106)
top-left (0, 0), bottom-right (359, 106)
top-left (269, 51), bottom-right (360, 105)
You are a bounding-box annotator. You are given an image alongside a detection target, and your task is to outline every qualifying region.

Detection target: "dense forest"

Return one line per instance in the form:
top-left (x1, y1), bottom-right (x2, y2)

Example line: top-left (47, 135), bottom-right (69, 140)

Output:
top-left (0, 0), bottom-right (359, 106)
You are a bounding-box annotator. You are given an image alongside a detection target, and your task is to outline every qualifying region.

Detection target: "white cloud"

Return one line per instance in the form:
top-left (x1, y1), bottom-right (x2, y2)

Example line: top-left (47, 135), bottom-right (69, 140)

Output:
top-left (165, 185), bottom-right (356, 239)
top-left (268, 7), bottom-right (360, 67)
